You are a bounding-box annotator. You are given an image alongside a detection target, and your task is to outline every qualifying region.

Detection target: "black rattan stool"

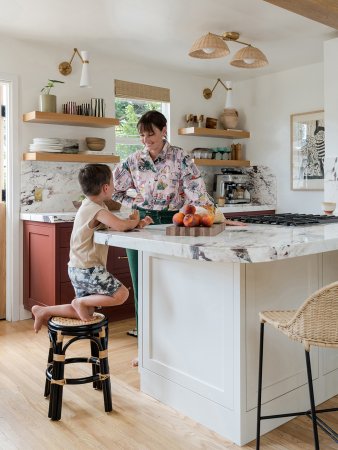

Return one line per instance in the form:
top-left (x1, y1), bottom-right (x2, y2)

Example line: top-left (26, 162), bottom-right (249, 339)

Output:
top-left (44, 312), bottom-right (112, 421)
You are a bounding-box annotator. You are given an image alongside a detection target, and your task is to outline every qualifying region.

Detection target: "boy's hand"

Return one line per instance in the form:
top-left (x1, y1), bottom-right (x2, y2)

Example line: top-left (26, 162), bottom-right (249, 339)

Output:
top-left (129, 210), bottom-right (140, 221)
top-left (137, 216), bottom-right (154, 228)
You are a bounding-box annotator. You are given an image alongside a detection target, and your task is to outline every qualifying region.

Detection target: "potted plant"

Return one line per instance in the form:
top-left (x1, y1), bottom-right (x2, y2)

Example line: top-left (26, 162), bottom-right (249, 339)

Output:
top-left (39, 79), bottom-right (64, 113)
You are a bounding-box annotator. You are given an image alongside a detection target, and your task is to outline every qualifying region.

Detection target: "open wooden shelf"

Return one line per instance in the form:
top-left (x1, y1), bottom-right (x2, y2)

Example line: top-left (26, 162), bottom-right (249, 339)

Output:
top-left (193, 159), bottom-right (250, 167)
top-left (23, 111), bottom-right (119, 128)
top-left (178, 127), bottom-right (250, 139)
top-left (23, 152), bottom-right (120, 163)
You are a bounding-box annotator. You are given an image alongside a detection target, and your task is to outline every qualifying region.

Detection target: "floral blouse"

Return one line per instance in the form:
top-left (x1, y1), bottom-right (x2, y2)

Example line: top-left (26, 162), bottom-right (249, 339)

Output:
top-left (112, 140), bottom-right (214, 211)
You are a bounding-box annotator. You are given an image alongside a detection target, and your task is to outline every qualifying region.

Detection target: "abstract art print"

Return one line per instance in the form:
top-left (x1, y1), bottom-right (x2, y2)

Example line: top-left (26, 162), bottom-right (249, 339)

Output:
top-left (291, 110), bottom-right (325, 190)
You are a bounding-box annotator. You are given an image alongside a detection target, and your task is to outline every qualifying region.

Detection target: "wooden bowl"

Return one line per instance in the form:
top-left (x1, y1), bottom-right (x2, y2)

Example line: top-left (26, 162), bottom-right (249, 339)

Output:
top-left (85, 137), bottom-right (106, 151)
top-left (205, 117), bottom-right (218, 129)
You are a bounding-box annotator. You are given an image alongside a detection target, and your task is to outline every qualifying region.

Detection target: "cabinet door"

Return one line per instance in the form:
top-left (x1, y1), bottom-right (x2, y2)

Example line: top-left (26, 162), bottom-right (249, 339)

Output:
top-left (23, 222), bottom-right (57, 308)
top-left (106, 246), bottom-right (130, 273)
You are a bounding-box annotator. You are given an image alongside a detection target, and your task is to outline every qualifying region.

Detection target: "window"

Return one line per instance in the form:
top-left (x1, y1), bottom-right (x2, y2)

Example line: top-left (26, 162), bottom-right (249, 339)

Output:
top-left (114, 80), bottom-right (170, 161)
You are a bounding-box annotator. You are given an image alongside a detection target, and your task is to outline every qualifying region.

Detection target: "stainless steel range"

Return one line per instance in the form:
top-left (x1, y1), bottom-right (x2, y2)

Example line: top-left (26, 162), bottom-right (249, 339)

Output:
top-left (229, 213), bottom-right (338, 226)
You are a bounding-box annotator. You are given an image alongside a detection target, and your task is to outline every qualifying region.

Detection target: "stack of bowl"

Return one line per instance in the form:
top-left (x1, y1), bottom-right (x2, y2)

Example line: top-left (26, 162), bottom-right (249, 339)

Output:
top-left (85, 137), bottom-right (106, 151)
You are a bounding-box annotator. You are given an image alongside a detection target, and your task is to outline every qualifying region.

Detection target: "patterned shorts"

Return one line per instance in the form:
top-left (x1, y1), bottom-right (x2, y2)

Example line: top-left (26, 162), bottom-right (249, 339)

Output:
top-left (68, 266), bottom-right (122, 299)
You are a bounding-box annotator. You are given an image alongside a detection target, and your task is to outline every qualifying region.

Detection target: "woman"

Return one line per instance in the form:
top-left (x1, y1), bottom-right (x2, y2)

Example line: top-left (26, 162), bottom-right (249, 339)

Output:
top-left (113, 110), bottom-right (214, 216)
top-left (112, 110), bottom-right (237, 341)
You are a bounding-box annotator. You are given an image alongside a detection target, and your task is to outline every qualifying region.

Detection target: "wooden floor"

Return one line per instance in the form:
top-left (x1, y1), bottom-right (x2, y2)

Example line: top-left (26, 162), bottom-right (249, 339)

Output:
top-left (0, 317), bottom-right (336, 449)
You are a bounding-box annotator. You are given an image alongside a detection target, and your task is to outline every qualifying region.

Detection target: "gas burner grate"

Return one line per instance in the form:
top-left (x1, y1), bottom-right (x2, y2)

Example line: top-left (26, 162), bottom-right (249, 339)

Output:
top-left (229, 213), bottom-right (338, 226)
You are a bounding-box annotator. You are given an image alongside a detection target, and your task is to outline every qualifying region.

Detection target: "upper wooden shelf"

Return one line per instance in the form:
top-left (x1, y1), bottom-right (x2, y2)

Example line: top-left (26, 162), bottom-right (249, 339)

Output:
top-left (178, 127), bottom-right (250, 139)
top-left (193, 159), bottom-right (250, 167)
top-left (23, 152), bottom-right (120, 163)
top-left (23, 111), bottom-right (119, 128)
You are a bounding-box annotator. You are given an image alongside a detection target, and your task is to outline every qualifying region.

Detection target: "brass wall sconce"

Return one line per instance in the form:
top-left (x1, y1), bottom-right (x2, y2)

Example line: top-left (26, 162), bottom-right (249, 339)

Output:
top-left (189, 31), bottom-right (268, 69)
top-left (59, 48), bottom-right (91, 87)
top-left (203, 78), bottom-right (230, 100)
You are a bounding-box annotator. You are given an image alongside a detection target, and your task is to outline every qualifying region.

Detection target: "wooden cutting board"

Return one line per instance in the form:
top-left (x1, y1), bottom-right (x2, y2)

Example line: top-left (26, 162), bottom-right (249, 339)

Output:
top-left (166, 223), bottom-right (226, 236)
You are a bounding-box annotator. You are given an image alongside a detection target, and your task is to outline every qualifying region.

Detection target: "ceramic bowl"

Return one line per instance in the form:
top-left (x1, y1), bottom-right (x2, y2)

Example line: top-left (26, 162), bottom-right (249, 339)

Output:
top-left (72, 200), bottom-right (82, 209)
top-left (321, 201), bottom-right (336, 215)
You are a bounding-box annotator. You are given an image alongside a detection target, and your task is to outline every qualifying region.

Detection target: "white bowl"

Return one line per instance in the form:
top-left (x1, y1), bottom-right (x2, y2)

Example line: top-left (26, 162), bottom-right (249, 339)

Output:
top-left (321, 201), bottom-right (336, 215)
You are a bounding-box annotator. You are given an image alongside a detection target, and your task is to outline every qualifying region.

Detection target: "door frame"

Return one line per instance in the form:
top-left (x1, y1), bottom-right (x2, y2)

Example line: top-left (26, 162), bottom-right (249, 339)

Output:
top-left (0, 73), bottom-right (20, 321)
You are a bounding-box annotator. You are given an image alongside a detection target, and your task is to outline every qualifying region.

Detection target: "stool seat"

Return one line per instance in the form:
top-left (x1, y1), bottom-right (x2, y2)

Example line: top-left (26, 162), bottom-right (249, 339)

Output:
top-left (44, 312), bottom-right (112, 421)
top-left (50, 312), bottom-right (105, 327)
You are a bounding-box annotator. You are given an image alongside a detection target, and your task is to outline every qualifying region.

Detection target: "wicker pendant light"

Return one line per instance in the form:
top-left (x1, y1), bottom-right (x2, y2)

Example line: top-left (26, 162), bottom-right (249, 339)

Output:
top-left (189, 32), bottom-right (230, 59)
top-left (230, 45), bottom-right (268, 68)
top-left (189, 31), bottom-right (268, 69)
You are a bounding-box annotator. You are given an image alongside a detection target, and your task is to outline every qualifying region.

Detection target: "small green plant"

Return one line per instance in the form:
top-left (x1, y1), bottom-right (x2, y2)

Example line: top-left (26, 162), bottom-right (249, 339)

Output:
top-left (41, 79), bottom-right (64, 95)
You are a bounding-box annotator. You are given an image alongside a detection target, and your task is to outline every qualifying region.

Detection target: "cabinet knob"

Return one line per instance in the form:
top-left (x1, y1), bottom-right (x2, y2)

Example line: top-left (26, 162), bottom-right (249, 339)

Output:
top-left (128, 287), bottom-right (131, 291)
top-left (117, 256), bottom-right (128, 260)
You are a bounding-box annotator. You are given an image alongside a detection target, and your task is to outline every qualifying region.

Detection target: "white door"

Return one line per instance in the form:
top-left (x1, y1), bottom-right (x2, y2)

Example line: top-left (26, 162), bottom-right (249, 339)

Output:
top-left (0, 83), bottom-right (7, 319)
top-left (0, 74), bottom-right (20, 321)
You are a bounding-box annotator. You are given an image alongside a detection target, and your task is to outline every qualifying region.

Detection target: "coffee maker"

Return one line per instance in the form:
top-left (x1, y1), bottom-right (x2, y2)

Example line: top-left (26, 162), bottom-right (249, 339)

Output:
top-left (213, 169), bottom-right (251, 204)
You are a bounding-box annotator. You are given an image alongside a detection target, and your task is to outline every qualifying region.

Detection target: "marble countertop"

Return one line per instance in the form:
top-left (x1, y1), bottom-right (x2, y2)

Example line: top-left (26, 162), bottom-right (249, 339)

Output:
top-left (218, 204), bottom-right (275, 213)
top-left (20, 212), bottom-right (77, 223)
top-left (94, 222), bottom-right (338, 264)
top-left (20, 204), bottom-right (276, 223)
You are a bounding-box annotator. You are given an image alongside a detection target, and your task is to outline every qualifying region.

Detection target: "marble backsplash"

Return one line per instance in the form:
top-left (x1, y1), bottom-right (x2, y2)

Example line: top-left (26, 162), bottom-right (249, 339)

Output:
top-left (200, 165), bottom-right (276, 205)
top-left (21, 161), bottom-right (116, 213)
top-left (20, 161), bottom-right (276, 213)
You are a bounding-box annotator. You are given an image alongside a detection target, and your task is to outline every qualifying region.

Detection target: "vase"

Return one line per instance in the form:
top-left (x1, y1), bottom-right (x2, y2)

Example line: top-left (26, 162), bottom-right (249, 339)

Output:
top-left (220, 108), bottom-right (239, 130)
top-left (39, 94), bottom-right (56, 113)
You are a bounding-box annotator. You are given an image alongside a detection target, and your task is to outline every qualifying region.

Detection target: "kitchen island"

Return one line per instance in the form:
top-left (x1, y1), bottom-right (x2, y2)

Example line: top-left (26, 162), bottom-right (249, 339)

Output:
top-left (94, 222), bottom-right (338, 446)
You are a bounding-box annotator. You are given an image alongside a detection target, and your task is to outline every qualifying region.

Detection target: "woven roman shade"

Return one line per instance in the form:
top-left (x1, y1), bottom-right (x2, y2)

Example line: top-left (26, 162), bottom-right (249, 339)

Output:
top-left (115, 80), bottom-right (170, 103)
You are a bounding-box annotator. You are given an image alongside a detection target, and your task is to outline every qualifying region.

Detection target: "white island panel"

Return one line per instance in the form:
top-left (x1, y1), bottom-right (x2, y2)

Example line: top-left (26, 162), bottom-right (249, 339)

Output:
top-left (94, 224), bottom-right (338, 445)
top-left (142, 255), bottom-right (237, 408)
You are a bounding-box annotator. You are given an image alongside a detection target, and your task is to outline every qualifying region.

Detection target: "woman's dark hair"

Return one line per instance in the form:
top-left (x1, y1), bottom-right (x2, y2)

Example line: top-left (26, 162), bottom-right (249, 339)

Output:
top-left (137, 110), bottom-right (167, 134)
top-left (78, 164), bottom-right (112, 196)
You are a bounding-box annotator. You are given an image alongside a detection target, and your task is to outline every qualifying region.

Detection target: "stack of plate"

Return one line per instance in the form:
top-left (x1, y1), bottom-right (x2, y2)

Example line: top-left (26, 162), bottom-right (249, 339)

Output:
top-left (29, 138), bottom-right (64, 153)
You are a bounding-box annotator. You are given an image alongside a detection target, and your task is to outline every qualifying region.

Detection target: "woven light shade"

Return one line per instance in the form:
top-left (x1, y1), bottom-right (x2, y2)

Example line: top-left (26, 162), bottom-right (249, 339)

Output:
top-left (230, 45), bottom-right (268, 68)
top-left (189, 33), bottom-right (230, 59)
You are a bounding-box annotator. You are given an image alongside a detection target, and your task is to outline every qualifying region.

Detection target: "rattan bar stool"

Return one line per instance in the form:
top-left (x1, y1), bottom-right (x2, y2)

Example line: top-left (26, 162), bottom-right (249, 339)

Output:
top-left (256, 281), bottom-right (338, 450)
top-left (44, 312), bottom-right (112, 421)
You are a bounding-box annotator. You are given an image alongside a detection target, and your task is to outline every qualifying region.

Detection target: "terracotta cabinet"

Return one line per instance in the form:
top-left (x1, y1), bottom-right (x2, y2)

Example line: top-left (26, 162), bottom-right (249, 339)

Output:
top-left (23, 221), bottom-right (135, 322)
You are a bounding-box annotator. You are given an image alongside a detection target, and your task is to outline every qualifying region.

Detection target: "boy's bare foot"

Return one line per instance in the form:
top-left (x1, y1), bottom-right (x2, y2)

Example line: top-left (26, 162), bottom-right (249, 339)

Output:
top-left (131, 357), bottom-right (138, 367)
top-left (71, 298), bottom-right (93, 321)
top-left (32, 305), bottom-right (48, 333)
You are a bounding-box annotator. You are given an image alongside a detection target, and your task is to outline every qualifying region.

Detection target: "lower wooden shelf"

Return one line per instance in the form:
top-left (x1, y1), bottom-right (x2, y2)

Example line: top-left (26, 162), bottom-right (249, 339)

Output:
top-left (193, 159), bottom-right (250, 167)
top-left (23, 152), bottom-right (120, 163)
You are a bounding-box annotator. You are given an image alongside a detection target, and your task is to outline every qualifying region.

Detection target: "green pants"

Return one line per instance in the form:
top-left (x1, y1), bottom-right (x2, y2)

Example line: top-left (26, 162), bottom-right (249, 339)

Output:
top-left (127, 209), bottom-right (178, 332)
top-left (126, 248), bottom-right (139, 332)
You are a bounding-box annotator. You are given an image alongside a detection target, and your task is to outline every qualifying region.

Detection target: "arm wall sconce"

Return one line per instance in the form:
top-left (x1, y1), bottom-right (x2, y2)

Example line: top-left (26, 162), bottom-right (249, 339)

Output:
top-left (59, 48), bottom-right (91, 88)
top-left (189, 31), bottom-right (268, 69)
top-left (203, 78), bottom-right (229, 100)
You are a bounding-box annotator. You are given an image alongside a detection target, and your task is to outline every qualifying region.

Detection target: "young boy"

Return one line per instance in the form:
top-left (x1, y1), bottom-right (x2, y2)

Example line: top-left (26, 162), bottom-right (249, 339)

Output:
top-left (32, 164), bottom-right (152, 333)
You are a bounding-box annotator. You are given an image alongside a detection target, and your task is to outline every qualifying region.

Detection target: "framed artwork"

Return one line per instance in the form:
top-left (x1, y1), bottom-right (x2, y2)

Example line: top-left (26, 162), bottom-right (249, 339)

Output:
top-left (291, 110), bottom-right (325, 190)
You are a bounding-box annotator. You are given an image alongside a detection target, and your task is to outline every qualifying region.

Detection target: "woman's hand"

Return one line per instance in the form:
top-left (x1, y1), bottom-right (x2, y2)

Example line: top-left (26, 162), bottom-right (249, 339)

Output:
top-left (224, 219), bottom-right (247, 226)
top-left (137, 216), bottom-right (154, 228)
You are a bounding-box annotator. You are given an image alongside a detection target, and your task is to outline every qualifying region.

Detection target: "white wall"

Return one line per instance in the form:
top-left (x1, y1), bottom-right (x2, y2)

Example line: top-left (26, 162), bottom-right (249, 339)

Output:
top-left (2, 35), bottom-right (327, 216)
top-left (233, 63), bottom-right (324, 213)
top-left (324, 37), bottom-right (338, 205)
top-left (0, 36), bottom-right (231, 156)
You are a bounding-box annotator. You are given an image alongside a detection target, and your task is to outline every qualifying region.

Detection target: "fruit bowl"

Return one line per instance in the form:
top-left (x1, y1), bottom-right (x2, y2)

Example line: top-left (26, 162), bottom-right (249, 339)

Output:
top-left (85, 137), bottom-right (106, 151)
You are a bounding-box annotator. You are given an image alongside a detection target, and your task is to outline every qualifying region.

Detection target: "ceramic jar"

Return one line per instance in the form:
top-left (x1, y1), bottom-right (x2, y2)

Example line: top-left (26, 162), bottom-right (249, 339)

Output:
top-left (220, 108), bottom-right (239, 130)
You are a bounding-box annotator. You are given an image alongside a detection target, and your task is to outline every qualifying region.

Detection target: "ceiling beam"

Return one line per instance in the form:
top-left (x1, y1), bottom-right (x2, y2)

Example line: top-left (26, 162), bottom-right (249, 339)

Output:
top-left (263, 0), bottom-right (338, 29)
